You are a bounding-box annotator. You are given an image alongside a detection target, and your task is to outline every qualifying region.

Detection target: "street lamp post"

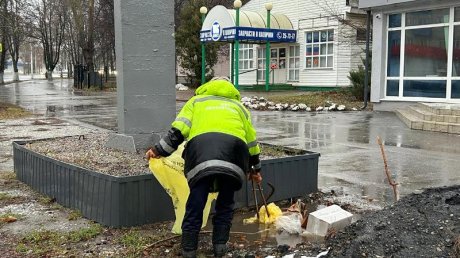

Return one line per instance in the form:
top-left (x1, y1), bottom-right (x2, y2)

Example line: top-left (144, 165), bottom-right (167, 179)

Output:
top-left (200, 6), bottom-right (208, 85)
top-left (231, 43), bottom-right (234, 83)
top-left (265, 3), bottom-right (272, 92)
top-left (30, 43), bottom-right (34, 79)
top-left (234, 0), bottom-right (242, 89)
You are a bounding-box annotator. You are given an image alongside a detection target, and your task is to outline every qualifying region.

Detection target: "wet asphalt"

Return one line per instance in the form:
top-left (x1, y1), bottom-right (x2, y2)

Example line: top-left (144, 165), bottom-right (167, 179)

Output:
top-left (1, 79), bottom-right (459, 206)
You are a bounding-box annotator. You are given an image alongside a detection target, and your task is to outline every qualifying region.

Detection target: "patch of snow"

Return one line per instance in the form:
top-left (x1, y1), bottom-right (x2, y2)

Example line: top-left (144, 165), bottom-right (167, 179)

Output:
top-left (175, 84), bottom-right (188, 91)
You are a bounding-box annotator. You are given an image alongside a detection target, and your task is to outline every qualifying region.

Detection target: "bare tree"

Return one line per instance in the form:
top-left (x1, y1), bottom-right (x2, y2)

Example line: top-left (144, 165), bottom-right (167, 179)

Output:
top-left (63, 11), bottom-right (81, 78)
top-left (95, 0), bottom-right (115, 79)
top-left (309, 0), bottom-right (368, 49)
top-left (69, 0), bottom-right (95, 72)
top-left (0, 0), bottom-right (9, 84)
top-left (32, 0), bottom-right (67, 80)
top-left (4, 0), bottom-right (29, 81)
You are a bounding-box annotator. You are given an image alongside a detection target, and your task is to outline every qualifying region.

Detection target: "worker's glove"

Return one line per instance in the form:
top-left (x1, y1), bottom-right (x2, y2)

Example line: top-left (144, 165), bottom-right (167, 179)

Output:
top-left (145, 148), bottom-right (160, 160)
top-left (249, 170), bottom-right (262, 184)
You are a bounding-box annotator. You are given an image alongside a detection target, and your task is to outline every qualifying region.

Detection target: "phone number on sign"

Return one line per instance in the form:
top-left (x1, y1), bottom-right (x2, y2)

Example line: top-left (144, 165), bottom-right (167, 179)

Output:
top-left (276, 32), bottom-right (296, 40)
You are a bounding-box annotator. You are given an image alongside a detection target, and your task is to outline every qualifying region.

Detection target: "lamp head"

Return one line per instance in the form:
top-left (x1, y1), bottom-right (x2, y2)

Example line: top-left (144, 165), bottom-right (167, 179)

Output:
top-left (234, 0), bottom-right (242, 9)
top-left (200, 6), bottom-right (208, 14)
top-left (265, 3), bottom-right (273, 11)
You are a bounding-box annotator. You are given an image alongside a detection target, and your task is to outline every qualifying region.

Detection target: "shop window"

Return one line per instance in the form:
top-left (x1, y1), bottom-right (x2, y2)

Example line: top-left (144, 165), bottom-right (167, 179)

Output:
top-left (456, 7), bottom-right (460, 22)
top-left (288, 45), bottom-right (300, 81)
top-left (389, 14), bottom-right (401, 28)
top-left (406, 8), bottom-right (449, 27)
top-left (453, 26), bottom-right (460, 77)
top-left (404, 27), bottom-right (448, 77)
top-left (305, 30), bottom-right (334, 69)
top-left (386, 80), bottom-right (399, 96)
top-left (387, 31), bottom-right (401, 77)
top-left (238, 44), bottom-right (254, 71)
top-left (386, 8), bottom-right (458, 100)
top-left (403, 80), bottom-right (446, 98)
top-left (452, 81), bottom-right (460, 98)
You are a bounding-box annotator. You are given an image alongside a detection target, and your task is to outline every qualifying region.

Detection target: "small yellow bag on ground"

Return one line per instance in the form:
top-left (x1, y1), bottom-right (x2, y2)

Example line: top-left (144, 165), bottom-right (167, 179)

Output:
top-left (243, 202), bottom-right (283, 224)
top-left (258, 203), bottom-right (283, 224)
top-left (149, 144), bottom-right (217, 234)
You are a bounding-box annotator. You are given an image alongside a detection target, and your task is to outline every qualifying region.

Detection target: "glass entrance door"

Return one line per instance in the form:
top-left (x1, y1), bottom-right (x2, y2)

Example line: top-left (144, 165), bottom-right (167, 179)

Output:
top-left (257, 47), bottom-right (287, 83)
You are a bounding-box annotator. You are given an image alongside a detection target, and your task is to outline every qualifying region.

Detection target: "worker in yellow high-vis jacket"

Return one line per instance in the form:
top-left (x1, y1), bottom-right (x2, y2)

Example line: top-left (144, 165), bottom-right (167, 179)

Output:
top-left (146, 77), bottom-right (262, 258)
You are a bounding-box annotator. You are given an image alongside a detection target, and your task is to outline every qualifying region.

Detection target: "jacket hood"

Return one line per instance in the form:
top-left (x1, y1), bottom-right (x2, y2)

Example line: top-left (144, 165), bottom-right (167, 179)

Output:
top-left (195, 80), bottom-right (240, 101)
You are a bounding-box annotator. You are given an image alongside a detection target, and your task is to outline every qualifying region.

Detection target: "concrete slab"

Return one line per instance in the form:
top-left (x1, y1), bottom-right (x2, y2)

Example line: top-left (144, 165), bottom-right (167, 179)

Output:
top-left (105, 133), bottom-right (136, 153)
top-left (306, 205), bottom-right (353, 236)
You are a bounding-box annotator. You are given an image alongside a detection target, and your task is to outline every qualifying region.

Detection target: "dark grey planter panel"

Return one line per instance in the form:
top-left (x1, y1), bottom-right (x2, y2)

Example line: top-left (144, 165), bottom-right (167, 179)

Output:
top-left (13, 142), bottom-right (174, 227)
top-left (13, 141), bottom-right (319, 227)
top-left (243, 152), bottom-right (319, 207)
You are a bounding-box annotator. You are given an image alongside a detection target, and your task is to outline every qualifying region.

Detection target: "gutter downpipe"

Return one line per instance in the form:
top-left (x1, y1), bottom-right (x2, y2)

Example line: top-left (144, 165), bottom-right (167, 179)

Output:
top-left (362, 9), bottom-right (371, 110)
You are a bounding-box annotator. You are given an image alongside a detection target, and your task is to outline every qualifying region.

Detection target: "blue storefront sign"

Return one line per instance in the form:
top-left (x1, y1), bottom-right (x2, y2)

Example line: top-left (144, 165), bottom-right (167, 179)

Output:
top-left (200, 26), bottom-right (297, 43)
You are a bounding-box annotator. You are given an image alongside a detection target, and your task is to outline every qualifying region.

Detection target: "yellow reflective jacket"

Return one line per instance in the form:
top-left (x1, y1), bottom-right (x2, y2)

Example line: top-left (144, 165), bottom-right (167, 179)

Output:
top-left (154, 80), bottom-right (261, 189)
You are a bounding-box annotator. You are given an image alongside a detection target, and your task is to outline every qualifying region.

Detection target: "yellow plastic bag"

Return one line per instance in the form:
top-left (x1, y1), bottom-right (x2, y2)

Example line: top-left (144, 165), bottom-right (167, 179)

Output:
top-left (258, 203), bottom-right (283, 224)
top-left (243, 202), bottom-right (283, 225)
top-left (149, 144), bottom-right (217, 234)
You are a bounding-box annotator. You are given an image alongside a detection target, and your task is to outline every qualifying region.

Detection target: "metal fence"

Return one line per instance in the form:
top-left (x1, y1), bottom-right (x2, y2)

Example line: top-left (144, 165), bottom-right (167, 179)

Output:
top-left (13, 141), bottom-right (319, 227)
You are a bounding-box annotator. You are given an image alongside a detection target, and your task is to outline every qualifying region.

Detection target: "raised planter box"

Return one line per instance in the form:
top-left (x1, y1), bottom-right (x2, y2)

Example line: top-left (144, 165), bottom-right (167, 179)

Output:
top-left (13, 141), bottom-right (319, 227)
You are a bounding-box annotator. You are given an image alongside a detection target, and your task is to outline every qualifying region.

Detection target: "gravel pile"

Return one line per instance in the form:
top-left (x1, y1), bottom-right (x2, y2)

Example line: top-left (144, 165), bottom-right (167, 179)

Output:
top-left (27, 133), bottom-right (150, 177)
top-left (325, 185), bottom-right (460, 257)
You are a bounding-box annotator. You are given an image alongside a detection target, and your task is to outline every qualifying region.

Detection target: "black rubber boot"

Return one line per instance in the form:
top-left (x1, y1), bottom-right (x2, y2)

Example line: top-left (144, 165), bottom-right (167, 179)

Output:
top-left (182, 231), bottom-right (199, 258)
top-left (212, 225), bottom-right (231, 257)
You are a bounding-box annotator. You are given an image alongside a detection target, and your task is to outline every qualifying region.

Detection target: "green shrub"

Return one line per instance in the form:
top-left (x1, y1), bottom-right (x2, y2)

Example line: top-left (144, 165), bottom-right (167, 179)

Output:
top-left (348, 65), bottom-right (367, 101)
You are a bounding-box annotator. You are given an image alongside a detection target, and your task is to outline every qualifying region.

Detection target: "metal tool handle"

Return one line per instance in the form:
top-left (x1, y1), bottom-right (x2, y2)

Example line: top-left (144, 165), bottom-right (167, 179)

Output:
top-left (251, 180), bottom-right (260, 219)
top-left (257, 182), bottom-right (270, 218)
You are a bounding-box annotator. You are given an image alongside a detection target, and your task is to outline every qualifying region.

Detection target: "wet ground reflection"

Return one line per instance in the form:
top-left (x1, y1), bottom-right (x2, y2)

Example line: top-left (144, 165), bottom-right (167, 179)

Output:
top-left (1, 80), bottom-right (460, 206)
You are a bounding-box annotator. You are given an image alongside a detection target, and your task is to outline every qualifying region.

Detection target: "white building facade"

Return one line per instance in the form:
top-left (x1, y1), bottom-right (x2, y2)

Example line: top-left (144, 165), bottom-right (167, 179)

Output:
top-left (205, 0), bottom-right (366, 89)
top-left (361, 0), bottom-right (460, 109)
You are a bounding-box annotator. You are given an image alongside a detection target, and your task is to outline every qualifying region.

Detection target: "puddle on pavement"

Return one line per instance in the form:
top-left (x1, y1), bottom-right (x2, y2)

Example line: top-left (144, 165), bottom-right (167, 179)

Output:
top-left (383, 141), bottom-right (421, 150)
top-left (207, 201), bottom-right (363, 252)
top-left (202, 202), bottom-right (342, 251)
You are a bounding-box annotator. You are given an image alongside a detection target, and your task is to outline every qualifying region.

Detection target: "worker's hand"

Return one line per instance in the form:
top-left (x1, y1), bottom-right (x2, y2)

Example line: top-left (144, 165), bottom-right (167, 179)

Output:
top-left (250, 171), bottom-right (262, 184)
top-left (145, 148), bottom-right (159, 160)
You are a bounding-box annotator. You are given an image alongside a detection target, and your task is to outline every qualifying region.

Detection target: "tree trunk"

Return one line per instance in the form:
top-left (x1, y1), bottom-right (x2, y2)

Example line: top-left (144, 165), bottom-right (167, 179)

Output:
top-left (46, 70), bottom-right (53, 80)
top-left (0, 72), bottom-right (3, 84)
top-left (83, 48), bottom-right (94, 72)
top-left (13, 63), bottom-right (19, 81)
top-left (68, 62), bottom-right (72, 78)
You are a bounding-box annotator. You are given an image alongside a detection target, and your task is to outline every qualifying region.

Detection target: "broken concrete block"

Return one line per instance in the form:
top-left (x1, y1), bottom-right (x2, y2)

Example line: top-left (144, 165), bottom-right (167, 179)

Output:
top-left (305, 205), bottom-right (353, 236)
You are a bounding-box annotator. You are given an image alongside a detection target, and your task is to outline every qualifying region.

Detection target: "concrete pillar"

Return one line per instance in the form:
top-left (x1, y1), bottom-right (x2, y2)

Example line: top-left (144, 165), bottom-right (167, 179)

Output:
top-left (371, 11), bottom-right (386, 103)
top-left (109, 0), bottom-right (176, 151)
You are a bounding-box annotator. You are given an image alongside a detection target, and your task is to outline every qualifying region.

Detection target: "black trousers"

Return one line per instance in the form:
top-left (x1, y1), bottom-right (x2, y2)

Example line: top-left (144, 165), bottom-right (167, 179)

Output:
top-left (182, 175), bottom-right (236, 233)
